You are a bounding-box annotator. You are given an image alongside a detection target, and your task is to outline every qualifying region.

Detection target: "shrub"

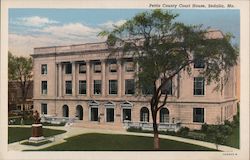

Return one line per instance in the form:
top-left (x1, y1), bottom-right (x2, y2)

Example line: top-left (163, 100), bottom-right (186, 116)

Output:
top-left (201, 123), bottom-right (208, 133)
top-left (219, 125), bottom-right (233, 135)
top-left (127, 126), bottom-right (142, 132)
top-left (177, 127), bottom-right (189, 137)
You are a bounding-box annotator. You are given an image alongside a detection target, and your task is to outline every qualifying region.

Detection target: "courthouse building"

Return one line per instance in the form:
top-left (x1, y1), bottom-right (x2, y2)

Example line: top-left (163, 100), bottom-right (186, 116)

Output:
top-left (31, 30), bottom-right (238, 130)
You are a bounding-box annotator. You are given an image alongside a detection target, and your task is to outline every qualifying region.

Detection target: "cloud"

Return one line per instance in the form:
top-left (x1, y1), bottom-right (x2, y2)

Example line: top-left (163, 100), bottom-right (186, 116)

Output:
top-left (15, 16), bottom-right (59, 27)
top-left (8, 23), bottom-right (106, 57)
top-left (100, 20), bottom-right (127, 29)
top-left (40, 23), bottom-right (101, 39)
top-left (9, 20), bottom-right (127, 57)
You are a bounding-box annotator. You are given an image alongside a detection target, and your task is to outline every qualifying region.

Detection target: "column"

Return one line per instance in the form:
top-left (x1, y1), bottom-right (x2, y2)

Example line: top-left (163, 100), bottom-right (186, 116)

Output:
top-left (101, 59), bottom-right (106, 97)
top-left (135, 61), bottom-right (139, 95)
top-left (86, 60), bottom-right (91, 97)
top-left (72, 61), bottom-right (76, 97)
top-left (58, 62), bottom-right (62, 97)
top-left (118, 59), bottom-right (123, 97)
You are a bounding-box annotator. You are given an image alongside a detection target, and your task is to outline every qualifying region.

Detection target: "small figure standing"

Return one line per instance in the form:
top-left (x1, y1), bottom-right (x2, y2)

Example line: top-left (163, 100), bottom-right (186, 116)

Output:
top-left (33, 110), bottom-right (41, 124)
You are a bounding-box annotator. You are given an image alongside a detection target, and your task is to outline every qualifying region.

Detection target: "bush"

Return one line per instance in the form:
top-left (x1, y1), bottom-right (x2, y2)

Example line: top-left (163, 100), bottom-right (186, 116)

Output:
top-left (127, 126), bottom-right (142, 132)
top-left (219, 125), bottom-right (233, 135)
top-left (177, 127), bottom-right (189, 137)
top-left (188, 132), bottom-right (206, 141)
top-left (201, 123), bottom-right (208, 133)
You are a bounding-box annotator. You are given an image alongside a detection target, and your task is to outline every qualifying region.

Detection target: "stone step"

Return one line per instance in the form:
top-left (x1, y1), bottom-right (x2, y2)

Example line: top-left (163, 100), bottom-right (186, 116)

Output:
top-left (72, 121), bottom-right (125, 131)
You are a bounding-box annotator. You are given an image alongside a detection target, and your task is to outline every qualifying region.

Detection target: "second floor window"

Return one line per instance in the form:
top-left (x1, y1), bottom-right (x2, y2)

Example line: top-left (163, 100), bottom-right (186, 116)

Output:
top-left (109, 80), bottom-right (118, 95)
top-left (94, 80), bottom-right (102, 95)
top-left (161, 79), bottom-right (172, 95)
top-left (125, 79), bottom-right (135, 95)
top-left (65, 81), bottom-right (72, 94)
top-left (41, 64), bottom-right (47, 74)
top-left (41, 81), bottom-right (47, 95)
top-left (194, 77), bottom-right (205, 95)
top-left (79, 80), bottom-right (86, 94)
top-left (65, 63), bottom-right (72, 74)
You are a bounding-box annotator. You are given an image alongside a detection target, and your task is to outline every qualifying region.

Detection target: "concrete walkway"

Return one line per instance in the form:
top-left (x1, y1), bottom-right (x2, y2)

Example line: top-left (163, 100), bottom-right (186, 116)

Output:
top-left (8, 125), bottom-right (239, 152)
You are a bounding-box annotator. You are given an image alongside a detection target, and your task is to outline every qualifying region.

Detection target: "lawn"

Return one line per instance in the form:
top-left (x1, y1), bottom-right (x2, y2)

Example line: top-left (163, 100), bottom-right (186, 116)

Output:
top-left (226, 125), bottom-right (239, 148)
top-left (8, 127), bottom-right (66, 144)
top-left (37, 133), bottom-right (216, 151)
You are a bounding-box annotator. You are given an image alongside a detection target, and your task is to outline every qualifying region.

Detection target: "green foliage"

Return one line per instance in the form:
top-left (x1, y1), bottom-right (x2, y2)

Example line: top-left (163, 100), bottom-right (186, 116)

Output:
top-left (177, 127), bottom-right (190, 136)
top-left (8, 52), bottom-right (33, 81)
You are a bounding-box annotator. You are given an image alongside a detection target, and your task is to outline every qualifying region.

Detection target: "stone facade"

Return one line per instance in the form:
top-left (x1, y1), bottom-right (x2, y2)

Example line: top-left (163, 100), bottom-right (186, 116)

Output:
top-left (31, 31), bottom-right (238, 130)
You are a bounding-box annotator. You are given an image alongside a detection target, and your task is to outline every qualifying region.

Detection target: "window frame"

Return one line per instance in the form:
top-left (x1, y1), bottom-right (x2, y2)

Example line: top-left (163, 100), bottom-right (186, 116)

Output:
top-left (193, 108), bottom-right (205, 123)
top-left (109, 80), bottom-right (118, 95)
top-left (125, 79), bottom-right (135, 95)
top-left (41, 64), bottom-right (47, 75)
top-left (65, 80), bottom-right (72, 95)
top-left (65, 63), bottom-right (72, 74)
top-left (193, 77), bottom-right (205, 96)
top-left (194, 59), bottom-right (205, 69)
top-left (41, 103), bottom-right (47, 114)
top-left (41, 81), bottom-right (47, 95)
top-left (79, 80), bottom-right (87, 95)
top-left (79, 63), bottom-right (86, 74)
top-left (93, 80), bottom-right (102, 95)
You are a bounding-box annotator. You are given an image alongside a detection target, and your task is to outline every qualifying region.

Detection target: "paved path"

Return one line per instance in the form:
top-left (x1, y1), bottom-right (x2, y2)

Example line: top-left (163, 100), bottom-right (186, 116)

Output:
top-left (8, 125), bottom-right (238, 152)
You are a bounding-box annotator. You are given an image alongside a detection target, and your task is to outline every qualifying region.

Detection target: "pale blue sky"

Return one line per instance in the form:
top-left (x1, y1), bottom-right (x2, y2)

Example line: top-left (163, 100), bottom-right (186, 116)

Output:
top-left (9, 9), bottom-right (240, 57)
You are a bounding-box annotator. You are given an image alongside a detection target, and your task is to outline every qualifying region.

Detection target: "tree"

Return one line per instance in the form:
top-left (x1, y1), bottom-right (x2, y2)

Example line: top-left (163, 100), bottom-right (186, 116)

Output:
top-left (99, 9), bottom-right (238, 150)
top-left (8, 52), bottom-right (33, 112)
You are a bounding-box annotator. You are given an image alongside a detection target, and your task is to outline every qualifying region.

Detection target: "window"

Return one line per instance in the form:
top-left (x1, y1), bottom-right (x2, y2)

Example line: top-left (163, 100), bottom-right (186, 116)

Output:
top-left (125, 59), bottom-right (134, 72)
top-left (125, 79), bottom-right (135, 95)
top-left (109, 60), bottom-right (117, 72)
top-left (79, 80), bottom-right (86, 94)
top-left (65, 81), bottom-right (72, 94)
top-left (109, 80), bottom-right (118, 95)
top-left (41, 81), bottom-right (47, 95)
top-left (161, 79), bottom-right (172, 95)
top-left (41, 64), bottom-right (47, 74)
top-left (91, 107), bottom-right (98, 121)
top-left (194, 77), bottom-right (205, 95)
top-left (94, 80), bottom-right (102, 95)
top-left (65, 63), bottom-right (72, 74)
top-left (79, 63), bottom-right (86, 73)
top-left (194, 59), bottom-right (205, 68)
top-left (140, 107), bottom-right (149, 122)
top-left (193, 108), bottom-right (204, 123)
top-left (41, 103), bottom-right (47, 114)
top-left (123, 108), bottom-right (131, 121)
top-left (106, 108), bottom-right (114, 122)
top-left (160, 108), bottom-right (169, 123)
top-left (94, 61), bottom-right (101, 73)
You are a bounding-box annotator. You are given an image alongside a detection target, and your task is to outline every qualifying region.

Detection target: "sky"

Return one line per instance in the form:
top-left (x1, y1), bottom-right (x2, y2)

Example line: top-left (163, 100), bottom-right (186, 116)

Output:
top-left (8, 9), bottom-right (240, 57)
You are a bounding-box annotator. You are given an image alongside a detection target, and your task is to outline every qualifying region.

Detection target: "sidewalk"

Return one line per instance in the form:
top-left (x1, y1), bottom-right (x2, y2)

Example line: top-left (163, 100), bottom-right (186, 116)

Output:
top-left (8, 125), bottom-right (239, 152)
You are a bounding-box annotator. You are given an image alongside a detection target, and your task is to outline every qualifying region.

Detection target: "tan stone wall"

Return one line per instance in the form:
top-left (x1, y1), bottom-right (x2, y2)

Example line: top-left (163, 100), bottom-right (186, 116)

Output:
top-left (32, 42), bottom-right (238, 130)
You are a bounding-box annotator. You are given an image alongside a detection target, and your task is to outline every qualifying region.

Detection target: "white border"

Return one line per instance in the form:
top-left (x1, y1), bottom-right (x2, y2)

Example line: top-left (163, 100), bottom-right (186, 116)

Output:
top-left (1, 0), bottom-right (249, 160)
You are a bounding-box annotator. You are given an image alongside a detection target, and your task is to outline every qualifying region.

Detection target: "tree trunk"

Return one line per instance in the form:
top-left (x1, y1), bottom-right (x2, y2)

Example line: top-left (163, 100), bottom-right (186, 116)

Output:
top-left (153, 113), bottom-right (160, 150)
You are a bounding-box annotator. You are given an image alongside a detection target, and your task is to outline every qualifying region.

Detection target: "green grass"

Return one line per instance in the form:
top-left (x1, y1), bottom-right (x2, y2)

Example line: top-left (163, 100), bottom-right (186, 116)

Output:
top-left (37, 133), bottom-right (216, 151)
top-left (8, 127), bottom-right (66, 144)
top-left (226, 125), bottom-right (239, 148)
